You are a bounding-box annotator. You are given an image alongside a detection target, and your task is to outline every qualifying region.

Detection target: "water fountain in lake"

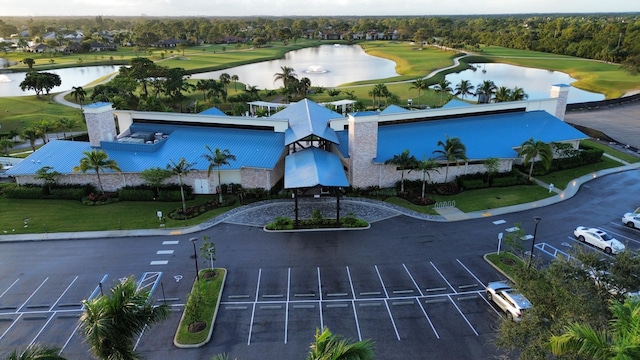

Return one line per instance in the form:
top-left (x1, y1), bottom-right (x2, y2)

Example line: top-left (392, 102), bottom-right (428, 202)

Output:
top-left (305, 65), bottom-right (328, 74)
top-left (0, 75), bottom-right (11, 83)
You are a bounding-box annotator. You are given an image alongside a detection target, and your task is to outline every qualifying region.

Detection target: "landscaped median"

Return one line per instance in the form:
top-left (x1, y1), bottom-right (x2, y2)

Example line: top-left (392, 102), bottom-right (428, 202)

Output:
top-left (174, 268), bottom-right (226, 348)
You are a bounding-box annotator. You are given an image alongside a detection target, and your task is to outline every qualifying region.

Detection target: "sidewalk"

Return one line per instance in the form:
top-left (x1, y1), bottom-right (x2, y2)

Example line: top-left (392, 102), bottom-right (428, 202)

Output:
top-left (2, 161), bottom-right (639, 243)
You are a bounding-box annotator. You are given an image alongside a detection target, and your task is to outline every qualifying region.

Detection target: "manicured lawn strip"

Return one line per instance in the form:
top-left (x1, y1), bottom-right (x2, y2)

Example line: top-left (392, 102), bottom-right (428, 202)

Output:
top-left (430, 185), bottom-right (553, 213)
top-left (383, 197), bottom-right (439, 215)
top-left (0, 194), bottom-right (240, 233)
top-left (174, 268), bottom-right (225, 346)
top-left (581, 139), bottom-right (640, 164)
top-left (485, 252), bottom-right (525, 281)
top-left (537, 157), bottom-right (623, 190)
top-left (0, 96), bottom-right (85, 132)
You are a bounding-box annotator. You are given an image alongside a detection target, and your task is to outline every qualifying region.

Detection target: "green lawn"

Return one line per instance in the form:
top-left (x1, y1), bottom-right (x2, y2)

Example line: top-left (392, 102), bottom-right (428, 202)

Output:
top-left (0, 194), bottom-right (240, 234)
top-left (0, 96), bottom-right (85, 133)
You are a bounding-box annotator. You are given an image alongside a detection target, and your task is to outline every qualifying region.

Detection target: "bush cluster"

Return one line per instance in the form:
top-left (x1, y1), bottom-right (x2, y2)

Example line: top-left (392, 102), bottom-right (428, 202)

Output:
top-left (265, 212), bottom-right (368, 230)
top-left (4, 184), bottom-right (94, 200)
top-left (168, 197), bottom-right (236, 220)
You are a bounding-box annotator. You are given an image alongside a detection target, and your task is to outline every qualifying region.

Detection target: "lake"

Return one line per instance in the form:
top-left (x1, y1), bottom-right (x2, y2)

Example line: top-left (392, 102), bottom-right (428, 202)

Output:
top-left (192, 44), bottom-right (400, 89)
top-left (445, 63), bottom-right (605, 104)
top-left (0, 65), bottom-right (121, 97)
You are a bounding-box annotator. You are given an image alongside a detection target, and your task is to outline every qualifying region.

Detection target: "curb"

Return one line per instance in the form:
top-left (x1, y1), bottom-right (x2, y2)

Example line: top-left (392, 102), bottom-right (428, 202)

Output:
top-left (173, 268), bottom-right (227, 349)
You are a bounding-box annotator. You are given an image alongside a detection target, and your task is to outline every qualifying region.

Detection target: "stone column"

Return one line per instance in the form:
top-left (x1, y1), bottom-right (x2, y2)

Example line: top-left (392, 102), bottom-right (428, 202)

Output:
top-left (348, 115), bottom-right (379, 188)
top-left (83, 102), bottom-right (116, 147)
top-left (550, 84), bottom-right (570, 120)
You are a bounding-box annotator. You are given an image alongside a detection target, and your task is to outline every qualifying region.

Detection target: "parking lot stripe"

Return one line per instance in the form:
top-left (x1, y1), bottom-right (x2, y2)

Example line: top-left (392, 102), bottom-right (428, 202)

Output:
top-left (446, 294), bottom-right (479, 336)
top-left (0, 278), bottom-right (19, 299)
top-left (374, 265), bottom-right (390, 298)
top-left (417, 300), bottom-right (440, 339)
top-left (392, 290), bottom-right (414, 294)
top-left (425, 287), bottom-right (448, 292)
top-left (430, 262), bottom-right (456, 293)
top-left (247, 268), bottom-right (261, 345)
top-left (262, 294), bottom-right (284, 298)
top-left (359, 303), bottom-right (381, 307)
top-left (425, 298), bottom-right (447, 304)
top-left (156, 250), bottom-right (174, 255)
top-left (292, 304), bottom-right (315, 309)
top-left (456, 259), bottom-right (486, 288)
top-left (60, 322), bottom-right (81, 353)
top-left (86, 274), bottom-right (109, 304)
top-left (346, 266), bottom-right (362, 341)
top-left (360, 291), bottom-right (381, 296)
top-left (17, 277), bottom-right (49, 313)
top-left (317, 267), bottom-right (324, 331)
top-left (294, 293), bottom-right (316, 297)
top-left (285, 268), bottom-right (290, 344)
top-left (458, 284), bottom-right (478, 289)
top-left (162, 241), bottom-right (179, 245)
top-left (28, 311), bottom-right (56, 347)
top-left (326, 293), bottom-right (348, 297)
top-left (457, 295), bottom-right (479, 301)
top-left (50, 276), bottom-right (79, 311)
top-left (382, 299), bottom-right (401, 340)
top-left (493, 220), bottom-right (506, 225)
top-left (392, 301), bottom-right (414, 306)
top-left (228, 295), bottom-right (250, 299)
top-left (403, 264), bottom-right (425, 297)
top-left (150, 260), bottom-right (168, 265)
top-left (0, 313), bottom-right (22, 341)
top-left (326, 304), bottom-right (348, 308)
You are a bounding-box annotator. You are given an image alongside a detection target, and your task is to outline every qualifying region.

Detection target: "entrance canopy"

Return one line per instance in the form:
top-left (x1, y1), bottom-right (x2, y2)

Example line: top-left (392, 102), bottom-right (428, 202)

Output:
top-left (284, 147), bottom-right (349, 189)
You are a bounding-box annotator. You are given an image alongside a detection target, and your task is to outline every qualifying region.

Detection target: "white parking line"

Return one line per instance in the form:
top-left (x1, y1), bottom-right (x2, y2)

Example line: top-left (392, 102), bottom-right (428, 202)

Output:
top-left (493, 220), bottom-right (506, 225)
top-left (284, 268), bottom-right (290, 344)
top-left (0, 313), bottom-right (23, 341)
top-left (374, 265), bottom-right (390, 298)
top-left (50, 276), bottom-right (79, 311)
top-left (402, 264), bottom-right (425, 297)
top-left (0, 279), bottom-right (19, 299)
top-left (346, 266), bottom-right (362, 341)
top-left (28, 311), bottom-right (56, 347)
top-left (456, 259), bottom-right (486, 288)
top-left (150, 260), bottom-right (168, 265)
top-left (247, 268), bottom-right (261, 345)
top-left (417, 299), bottom-right (440, 339)
top-left (430, 262), bottom-right (456, 293)
top-left (317, 267), bottom-right (324, 331)
top-left (156, 250), bottom-right (174, 255)
top-left (374, 266), bottom-right (401, 340)
top-left (162, 241), bottom-right (179, 245)
top-left (446, 294), bottom-right (479, 336)
top-left (17, 278), bottom-right (49, 313)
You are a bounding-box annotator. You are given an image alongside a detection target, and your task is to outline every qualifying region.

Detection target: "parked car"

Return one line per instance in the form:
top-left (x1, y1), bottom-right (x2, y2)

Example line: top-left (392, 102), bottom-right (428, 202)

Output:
top-left (622, 213), bottom-right (640, 229)
top-left (574, 226), bottom-right (625, 255)
top-left (486, 281), bottom-right (532, 321)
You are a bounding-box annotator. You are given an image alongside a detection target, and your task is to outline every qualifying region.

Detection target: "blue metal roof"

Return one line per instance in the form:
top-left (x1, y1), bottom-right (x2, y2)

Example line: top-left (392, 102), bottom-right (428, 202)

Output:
top-left (274, 99), bottom-right (342, 145)
top-left (284, 147), bottom-right (350, 189)
top-left (8, 125), bottom-right (285, 175)
top-left (441, 99), bottom-right (473, 109)
top-left (334, 130), bottom-right (350, 159)
top-left (380, 105), bottom-right (410, 114)
top-left (199, 107), bottom-right (226, 116)
top-left (375, 110), bottom-right (587, 162)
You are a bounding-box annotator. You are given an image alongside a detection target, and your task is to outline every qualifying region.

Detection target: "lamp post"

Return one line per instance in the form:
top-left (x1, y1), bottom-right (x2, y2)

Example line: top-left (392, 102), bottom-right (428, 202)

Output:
top-left (528, 216), bottom-right (542, 270)
top-left (190, 237), bottom-right (200, 281)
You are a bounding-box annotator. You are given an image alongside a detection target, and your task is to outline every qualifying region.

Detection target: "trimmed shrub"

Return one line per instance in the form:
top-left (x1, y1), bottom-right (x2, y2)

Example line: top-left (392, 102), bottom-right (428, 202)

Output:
top-left (118, 186), bottom-right (155, 201)
top-left (49, 187), bottom-right (88, 200)
top-left (460, 178), bottom-right (488, 190)
top-left (4, 185), bottom-right (43, 199)
top-left (157, 189), bottom-right (186, 202)
top-left (492, 176), bottom-right (520, 187)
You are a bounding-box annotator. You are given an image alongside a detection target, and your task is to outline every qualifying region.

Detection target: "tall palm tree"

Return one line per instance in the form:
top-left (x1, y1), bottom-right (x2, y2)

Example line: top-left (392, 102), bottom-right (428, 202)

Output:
top-left (21, 127), bottom-right (40, 152)
top-left (79, 277), bottom-right (169, 360)
top-left (510, 86), bottom-right (529, 101)
top-left (70, 86), bottom-right (86, 108)
top-left (4, 344), bottom-right (66, 360)
top-left (231, 74), bottom-right (239, 91)
top-left (57, 117), bottom-right (80, 140)
top-left (476, 80), bottom-right (496, 103)
top-left (549, 298), bottom-right (640, 359)
top-left (384, 149), bottom-right (418, 193)
top-left (417, 156), bottom-right (440, 199)
top-left (273, 66), bottom-right (297, 88)
top-left (167, 157), bottom-right (195, 213)
top-left (494, 86), bottom-right (513, 103)
top-left (203, 146), bottom-right (236, 203)
top-left (195, 79), bottom-right (211, 101)
top-left (518, 138), bottom-right (553, 180)
top-left (306, 327), bottom-right (374, 360)
top-left (433, 135), bottom-right (467, 183)
top-left (72, 150), bottom-right (121, 193)
top-left (433, 78), bottom-right (452, 106)
top-left (409, 78), bottom-right (429, 108)
top-left (454, 79), bottom-right (475, 100)
top-left (219, 73), bottom-right (231, 93)
top-left (33, 119), bottom-right (56, 144)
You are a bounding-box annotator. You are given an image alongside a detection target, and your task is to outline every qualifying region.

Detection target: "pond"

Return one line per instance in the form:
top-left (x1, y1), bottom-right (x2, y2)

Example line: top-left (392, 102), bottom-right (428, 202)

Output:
top-left (192, 44), bottom-right (400, 89)
top-left (0, 65), bottom-right (121, 97)
top-left (445, 63), bottom-right (605, 104)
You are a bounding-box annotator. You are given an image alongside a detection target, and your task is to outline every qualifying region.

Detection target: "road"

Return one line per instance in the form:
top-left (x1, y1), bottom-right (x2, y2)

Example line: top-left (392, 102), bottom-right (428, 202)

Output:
top-left (1, 169), bottom-right (639, 359)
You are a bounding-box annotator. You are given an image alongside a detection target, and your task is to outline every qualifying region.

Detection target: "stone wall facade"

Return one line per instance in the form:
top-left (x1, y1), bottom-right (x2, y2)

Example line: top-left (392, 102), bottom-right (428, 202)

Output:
top-left (348, 117), bottom-right (379, 188)
top-left (85, 105), bottom-right (117, 147)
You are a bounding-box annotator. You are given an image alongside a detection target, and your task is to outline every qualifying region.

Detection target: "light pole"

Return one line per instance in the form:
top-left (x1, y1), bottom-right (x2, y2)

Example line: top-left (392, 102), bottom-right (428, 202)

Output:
top-left (528, 216), bottom-right (542, 270)
top-left (190, 237), bottom-right (200, 281)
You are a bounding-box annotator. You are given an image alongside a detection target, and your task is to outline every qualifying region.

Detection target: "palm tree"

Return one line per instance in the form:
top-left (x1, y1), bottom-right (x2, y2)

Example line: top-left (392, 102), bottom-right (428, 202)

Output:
top-left (518, 138), bottom-right (553, 180)
top-left (417, 156), bottom-right (440, 199)
top-left (409, 78), bottom-right (429, 108)
top-left (510, 86), bottom-right (529, 101)
top-left (203, 146), bottom-right (236, 203)
top-left (57, 117), bottom-right (79, 140)
top-left (231, 74), bottom-right (239, 91)
top-left (433, 135), bottom-right (467, 183)
top-left (79, 277), bottom-right (169, 360)
top-left (219, 73), bottom-right (231, 93)
top-left (21, 127), bottom-right (40, 152)
top-left (549, 298), bottom-right (640, 359)
top-left (384, 149), bottom-right (418, 193)
top-left (306, 327), bottom-right (375, 360)
top-left (299, 77), bottom-right (311, 96)
top-left (33, 119), bottom-right (56, 144)
top-left (70, 86), bottom-right (86, 108)
top-left (72, 150), bottom-right (121, 193)
top-left (433, 78), bottom-right (452, 106)
top-left (476, 80), bottom-right (497, 103)
top-left (4, 344), bottom-right (66, 360)
top-left (0, 138), bottom-right (13, 156)
top-left (454, 79), bottom-right (475, 100)
top-left (273, 66), bottom-right (297, 88)
top-left (494, 86), bottom-right (513, 103)
top-left (167, 157), bottom-right (195, 213)
top-left (195, 79), bottom-right (211, 101)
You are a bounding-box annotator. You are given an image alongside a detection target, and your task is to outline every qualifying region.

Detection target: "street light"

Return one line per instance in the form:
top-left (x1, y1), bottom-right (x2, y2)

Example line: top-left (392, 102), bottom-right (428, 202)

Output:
top-left (190, 237), bottom-right (200, 281)
top-left (528, 216), bottom-right (542, 270)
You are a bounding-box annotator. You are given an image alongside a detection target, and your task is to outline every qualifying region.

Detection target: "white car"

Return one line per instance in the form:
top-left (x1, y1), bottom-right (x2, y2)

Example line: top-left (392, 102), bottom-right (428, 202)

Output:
top-left (574, 226), bottom-right (625, 255)
top-left (622, 213), bottom-right (640, 229)
top-left (486, 281), bottom-right (532, 321)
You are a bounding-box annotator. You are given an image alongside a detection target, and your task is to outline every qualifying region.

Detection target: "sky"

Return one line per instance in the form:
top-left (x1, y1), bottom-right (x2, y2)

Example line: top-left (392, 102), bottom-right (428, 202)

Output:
top-left (0, 0), bottom-right (638, 17)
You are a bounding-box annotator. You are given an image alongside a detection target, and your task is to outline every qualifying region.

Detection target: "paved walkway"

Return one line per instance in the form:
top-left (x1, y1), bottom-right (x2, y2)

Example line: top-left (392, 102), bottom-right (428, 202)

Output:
top-left (2, 160), bottom-right (640, 242)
